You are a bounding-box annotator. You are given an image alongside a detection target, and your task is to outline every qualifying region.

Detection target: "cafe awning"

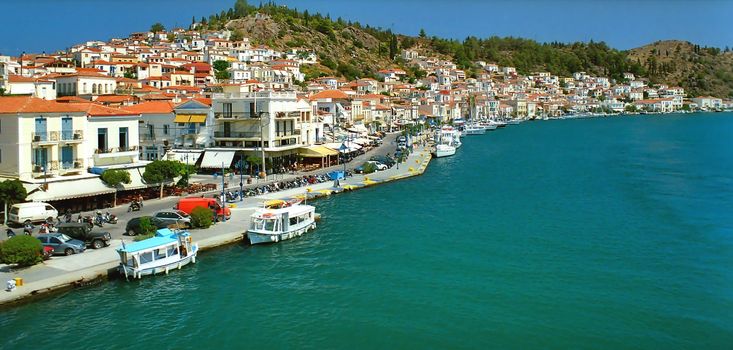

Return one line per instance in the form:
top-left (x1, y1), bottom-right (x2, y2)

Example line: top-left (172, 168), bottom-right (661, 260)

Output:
top-left (27, 177), bottom-right (115, 202)
top-left (174, 114), bottom-right (207, 123)
top-left (298, 145), bottom-right (339, 158)
top-left (199, 150), bottom-right (236, 169)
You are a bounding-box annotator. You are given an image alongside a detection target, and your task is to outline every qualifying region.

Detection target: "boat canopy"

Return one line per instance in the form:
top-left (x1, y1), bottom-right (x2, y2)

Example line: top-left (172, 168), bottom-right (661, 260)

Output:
top-left (117, 229), bottom-right (187, 254)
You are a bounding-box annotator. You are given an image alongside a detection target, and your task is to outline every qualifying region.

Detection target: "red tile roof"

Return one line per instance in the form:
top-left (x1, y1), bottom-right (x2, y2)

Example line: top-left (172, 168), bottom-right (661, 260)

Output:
top-left (309, 90), bottom-right (349, 101)
top-left (122, 101), bottom-right (176, 114)
top-left (0, 96), bottom-right (87, 114)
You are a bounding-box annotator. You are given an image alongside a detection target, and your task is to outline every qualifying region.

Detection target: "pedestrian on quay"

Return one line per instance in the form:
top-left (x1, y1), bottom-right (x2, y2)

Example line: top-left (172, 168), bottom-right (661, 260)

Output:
top-left (137, 194), bottom-right (144, 208)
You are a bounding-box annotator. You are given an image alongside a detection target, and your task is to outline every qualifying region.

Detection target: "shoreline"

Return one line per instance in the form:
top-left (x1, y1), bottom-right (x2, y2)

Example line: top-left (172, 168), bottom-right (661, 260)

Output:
top-left (0, 145), bottom-right (432, 309)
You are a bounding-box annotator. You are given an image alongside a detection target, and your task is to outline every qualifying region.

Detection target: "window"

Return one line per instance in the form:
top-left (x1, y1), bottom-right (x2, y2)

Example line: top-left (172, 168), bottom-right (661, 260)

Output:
top-left (163, 124), bottom-right (169, 135)
top-left (223, 102), bottom-right (232, 118)
top-left (119, 127), bottom-right (128, 150)
top-left (50, 238), bottom-right (62, 244)
top-left (97, 128), bottom-right (108, 152)
top-left (147, 124), bottom-right (154, 137)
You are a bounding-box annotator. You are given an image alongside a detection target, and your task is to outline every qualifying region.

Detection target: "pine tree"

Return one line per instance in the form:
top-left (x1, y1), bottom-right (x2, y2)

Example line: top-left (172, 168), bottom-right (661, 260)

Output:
top-left (419, 28), bottom-right (426, 38)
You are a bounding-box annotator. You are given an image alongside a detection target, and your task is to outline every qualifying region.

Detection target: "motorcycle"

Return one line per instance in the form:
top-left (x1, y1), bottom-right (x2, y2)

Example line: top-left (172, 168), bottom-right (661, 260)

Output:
top-left (23, 223), bottom-right (34, 235)
top-left (103, 211), bottom-right (118, 224)
top-left (128, 201), bottom-right (141, 212)
top-left (6, 228), bottom-right (16, 238)
top-left (94, 212), bottom-right (105, 227)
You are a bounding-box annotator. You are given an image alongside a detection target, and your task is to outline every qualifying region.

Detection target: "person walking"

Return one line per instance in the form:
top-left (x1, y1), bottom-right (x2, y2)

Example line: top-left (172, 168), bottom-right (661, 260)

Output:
top-left (137, 194), bottom-right (144, 208)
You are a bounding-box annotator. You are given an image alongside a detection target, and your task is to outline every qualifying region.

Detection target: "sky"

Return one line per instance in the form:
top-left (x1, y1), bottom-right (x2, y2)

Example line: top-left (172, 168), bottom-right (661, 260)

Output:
top-left (2, 0), bottom-right (732, 56)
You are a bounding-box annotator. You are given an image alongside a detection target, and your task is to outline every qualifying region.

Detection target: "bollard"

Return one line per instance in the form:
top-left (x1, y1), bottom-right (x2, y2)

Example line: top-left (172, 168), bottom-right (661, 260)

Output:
top-left (14, 277), bottom-right (23, 286)
top-left (6, 279), bottom-right (16, 292)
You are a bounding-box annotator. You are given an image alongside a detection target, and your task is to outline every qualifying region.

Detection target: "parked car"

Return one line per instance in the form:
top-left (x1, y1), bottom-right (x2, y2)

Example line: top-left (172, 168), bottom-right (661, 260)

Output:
top-left (125, 216), bottom-right (168, 236)
top-left (37, 233), bottom-right (86, 256)
top-left (8, 202), bottom-right (58, 226)
top-left (55, 222), bottom-right (111, 249)
top-left (175, 197), bottom-right (231, 220)
top-left (153, 210), bottom-right (192, 228)
top-left (355, 161), bottom-right (387, 174)
top-left (370, 155), bottom-right (395, 167)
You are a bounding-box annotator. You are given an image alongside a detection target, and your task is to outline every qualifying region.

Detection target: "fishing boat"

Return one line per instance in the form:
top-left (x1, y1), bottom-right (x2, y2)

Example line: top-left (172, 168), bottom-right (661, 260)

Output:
top-left (433, 144), bottom-right (456, 157)
top-left (117, 228), bottom-right (198, 280)
top-left (247, 199), bottom-right (318, 245)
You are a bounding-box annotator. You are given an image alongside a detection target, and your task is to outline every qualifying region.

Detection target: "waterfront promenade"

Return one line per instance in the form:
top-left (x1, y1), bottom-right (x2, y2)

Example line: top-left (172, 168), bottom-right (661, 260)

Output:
top-left (0, 139), bottom-right (432, 307)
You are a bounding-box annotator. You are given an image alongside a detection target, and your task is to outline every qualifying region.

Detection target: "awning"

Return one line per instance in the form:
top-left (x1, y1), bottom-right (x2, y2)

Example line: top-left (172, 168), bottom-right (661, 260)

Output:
top-left (352, 138), bottom-right (372, 145)
top-left (298, 145), bottom-right (339, 158)
top-left (27, 177), bottom-right (115, 202)
top-left (174, 114), bottom-right (207, 123)
top-left (324, 142), bottom-right (362, 153)
top-left (199, 150), bottom-right (236, 169)
top-left (119, 167), bottom-right (152, 191)
top-left (165, 150), bottom-right (203, 164)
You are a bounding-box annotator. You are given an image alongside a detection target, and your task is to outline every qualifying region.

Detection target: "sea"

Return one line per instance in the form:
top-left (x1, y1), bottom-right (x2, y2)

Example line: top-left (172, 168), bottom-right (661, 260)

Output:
top-left (1, 113), bottom-right (732, 349)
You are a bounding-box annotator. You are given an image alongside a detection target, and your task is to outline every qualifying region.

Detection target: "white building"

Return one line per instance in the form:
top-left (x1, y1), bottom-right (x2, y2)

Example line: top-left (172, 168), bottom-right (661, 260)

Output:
top-left (55, 72), bottom-right (117, 98)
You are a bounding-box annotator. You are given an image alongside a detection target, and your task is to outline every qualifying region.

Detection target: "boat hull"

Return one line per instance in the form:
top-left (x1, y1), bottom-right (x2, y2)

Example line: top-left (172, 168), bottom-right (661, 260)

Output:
top-left (432, 146), bottom-right (456, 158)
top-left (248, 222), bottom-right (317, 245)
top-left (119, 247), bottom-right (198, 279)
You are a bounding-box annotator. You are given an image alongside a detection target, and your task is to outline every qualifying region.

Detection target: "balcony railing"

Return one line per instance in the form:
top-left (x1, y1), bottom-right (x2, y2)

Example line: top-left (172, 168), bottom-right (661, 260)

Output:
top-left (213, 131), bottom-right (261, 138)
top-left (31, 131), bottom-right (59, 142)
top-left (31, 161), bottom-right (59, 175)
top-left (212, 91), bottom-right (296, 100)
top-left (61, 130), bottom-right (84, 141)
top-left (60, 159), bottom-right (84, 172)
top-left (214, 112), bottom-right (262, 119)
top-left (95, 146), bottom-right (139, 154)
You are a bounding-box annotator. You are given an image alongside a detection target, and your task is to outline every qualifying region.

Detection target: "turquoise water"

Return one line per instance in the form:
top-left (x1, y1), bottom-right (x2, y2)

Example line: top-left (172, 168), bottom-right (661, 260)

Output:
top-left (2, 114), bottom-right (733, 349)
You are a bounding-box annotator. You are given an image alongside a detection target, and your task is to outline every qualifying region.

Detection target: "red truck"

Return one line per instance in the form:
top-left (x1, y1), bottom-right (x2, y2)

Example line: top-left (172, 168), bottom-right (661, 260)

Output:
top-left (175, 197), bottom-right (231, 221)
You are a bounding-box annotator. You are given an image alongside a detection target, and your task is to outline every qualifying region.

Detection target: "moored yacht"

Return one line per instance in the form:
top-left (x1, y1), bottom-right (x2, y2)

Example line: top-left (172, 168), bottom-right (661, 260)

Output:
top-left (462, 124), bottom-right (486, 135)
top-left (432, 125), bottom-right (460, 157)
top-left (247, 200), bottom-right (317, 244)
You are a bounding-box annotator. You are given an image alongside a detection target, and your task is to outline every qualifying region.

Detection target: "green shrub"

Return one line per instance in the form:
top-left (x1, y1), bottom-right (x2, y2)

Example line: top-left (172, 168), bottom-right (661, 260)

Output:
top-left (191, 206), bottom-right (213, 229)
top-left (0, 235), bottom-right (43, 266)
top-left (139, 217), bottom-right (157, 236)
top-left (133, 233), bottom-right (155, 242)
top-left (363, 162), bottom-right (377, 174)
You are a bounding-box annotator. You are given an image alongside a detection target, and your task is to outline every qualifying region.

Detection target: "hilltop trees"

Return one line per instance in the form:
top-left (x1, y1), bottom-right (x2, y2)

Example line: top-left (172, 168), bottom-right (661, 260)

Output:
top-left (150, 22), bottom-right (165, 34)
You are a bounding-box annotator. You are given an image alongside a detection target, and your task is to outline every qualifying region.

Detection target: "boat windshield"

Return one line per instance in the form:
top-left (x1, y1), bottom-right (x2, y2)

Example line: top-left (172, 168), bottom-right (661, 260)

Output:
top-left (251, 218), bottom-right (277, 231)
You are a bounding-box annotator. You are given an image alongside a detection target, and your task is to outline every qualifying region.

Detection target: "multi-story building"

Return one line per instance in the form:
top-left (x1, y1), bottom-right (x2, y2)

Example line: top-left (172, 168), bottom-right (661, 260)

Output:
top-left (206, 90), bottom-right (312, 173)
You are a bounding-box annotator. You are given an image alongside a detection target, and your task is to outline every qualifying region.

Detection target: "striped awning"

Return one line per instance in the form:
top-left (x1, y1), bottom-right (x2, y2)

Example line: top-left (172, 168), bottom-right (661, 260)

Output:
top-left (174, 114), bottom-right (207, 123)
top-left (199, 150), bottom-right (236, 169)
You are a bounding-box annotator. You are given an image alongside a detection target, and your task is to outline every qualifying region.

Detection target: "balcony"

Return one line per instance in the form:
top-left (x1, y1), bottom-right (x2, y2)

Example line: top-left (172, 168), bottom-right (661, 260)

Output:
top-left (59, 159), bottom-right (84, 174)
top-left (212, 91), bottom-right (296, 100)
top-left (31, 161), bottom-right (59, 177)
top-left (60, 130), bottom-right (84, 143)
top-left (214, 112), bottom-right (261, 119)
top-left (95, 145), bottom-right (139, 155)
top-left (31, 131), bottom-right (59, 144)
top-left (213, 131), bottom-right (261, 139)
top-left (93, 146), bottom-right (139, 166)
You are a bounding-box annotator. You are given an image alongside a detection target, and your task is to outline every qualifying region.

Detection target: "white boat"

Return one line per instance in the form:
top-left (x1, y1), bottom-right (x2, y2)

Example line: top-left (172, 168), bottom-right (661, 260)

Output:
top-left (433, 144), bottom-right (457, 157)
top-left (433, 126), bottom-right (460, 157)
top-left (248, 200), bottom-right (317, 244)
top-left (462, 124), bottom-right (486, 135)
top-left (117, 228), bottom-right (198, 280)
top-left (505, 119), bottom-right (522, 125)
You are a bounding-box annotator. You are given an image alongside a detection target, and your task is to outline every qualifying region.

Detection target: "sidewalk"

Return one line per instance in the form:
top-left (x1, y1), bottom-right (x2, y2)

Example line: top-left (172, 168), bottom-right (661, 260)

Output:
top-left (0, 138), bottom-right (432, 307)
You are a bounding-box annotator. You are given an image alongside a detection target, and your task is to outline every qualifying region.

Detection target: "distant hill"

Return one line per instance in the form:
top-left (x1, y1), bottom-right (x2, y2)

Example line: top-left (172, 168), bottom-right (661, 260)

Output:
top-left (627, 40), bottom-right (733, 98)
top-left (207, 1), bottom-right (731, 97)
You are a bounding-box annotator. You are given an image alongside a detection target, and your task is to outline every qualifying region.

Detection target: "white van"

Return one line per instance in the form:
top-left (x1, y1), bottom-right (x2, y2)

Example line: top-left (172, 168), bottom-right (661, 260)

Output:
top-left (8, 202), bottom-right (58, 225)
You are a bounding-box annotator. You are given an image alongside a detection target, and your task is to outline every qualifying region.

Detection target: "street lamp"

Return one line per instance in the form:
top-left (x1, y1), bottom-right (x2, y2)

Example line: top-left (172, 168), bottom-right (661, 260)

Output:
top-left (237, 159), bottom-right (244, 201)
top-left (258, 110), bottom-right (269, 180)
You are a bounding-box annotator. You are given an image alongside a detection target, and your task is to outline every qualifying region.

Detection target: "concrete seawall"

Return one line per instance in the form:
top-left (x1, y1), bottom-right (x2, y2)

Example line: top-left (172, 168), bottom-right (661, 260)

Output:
top-left (0, 146), bottom-right (432, 308)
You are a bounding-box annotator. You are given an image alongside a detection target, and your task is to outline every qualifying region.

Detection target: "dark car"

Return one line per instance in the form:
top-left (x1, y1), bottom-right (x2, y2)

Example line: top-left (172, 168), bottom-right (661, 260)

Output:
top-left (37, 233), bottom-right (86, 256)
top-left (56, 222), bottom-right (111, 249)
top-left (125, 216), bottom-right (168, 236)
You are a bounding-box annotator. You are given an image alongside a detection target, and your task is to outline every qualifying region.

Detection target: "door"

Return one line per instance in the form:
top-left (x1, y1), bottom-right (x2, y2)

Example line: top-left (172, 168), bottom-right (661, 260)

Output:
top-left (33, 148), bottom-right (48, 169)
top-left (61, 117), bottom-right (73, 140)
top-left (35, 117), bottom-right (47, 141)
top-left (61, 146), bottom-right (73, 169)
top-left (49, 237), bottom-right (62, 253)
top-left (97, 128), bottom-right (108, 152)
top-left (223, 122), bottom-right (231, 138)
top-left (119, 127), bottom-right (128, 150)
